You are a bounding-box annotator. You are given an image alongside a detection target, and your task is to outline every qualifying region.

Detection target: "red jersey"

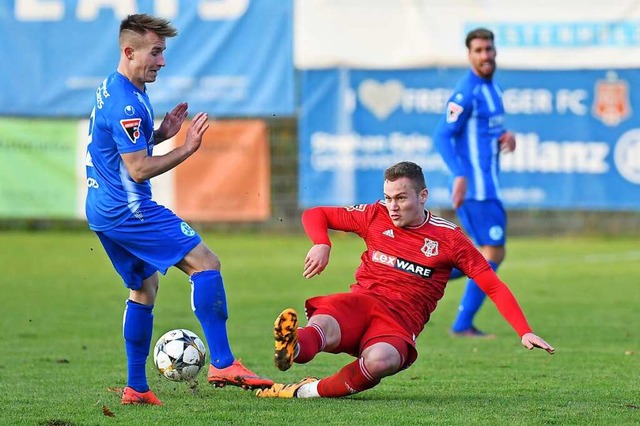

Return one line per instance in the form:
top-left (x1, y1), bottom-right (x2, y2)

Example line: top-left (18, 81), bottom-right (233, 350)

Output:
top-left (302, 202), bottom-right (532, 339)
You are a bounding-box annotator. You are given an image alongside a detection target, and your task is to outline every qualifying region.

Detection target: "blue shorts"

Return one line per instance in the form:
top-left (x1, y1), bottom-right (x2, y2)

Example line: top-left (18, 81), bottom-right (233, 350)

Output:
top-left (95, 202), bottom-right (201, 290)
top-left (456, 199), bottom-right (506, 246)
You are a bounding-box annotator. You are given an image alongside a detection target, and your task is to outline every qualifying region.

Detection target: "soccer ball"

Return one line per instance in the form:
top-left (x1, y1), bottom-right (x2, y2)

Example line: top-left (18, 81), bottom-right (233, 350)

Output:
top-left (153, 329), bottom-right (206, 381)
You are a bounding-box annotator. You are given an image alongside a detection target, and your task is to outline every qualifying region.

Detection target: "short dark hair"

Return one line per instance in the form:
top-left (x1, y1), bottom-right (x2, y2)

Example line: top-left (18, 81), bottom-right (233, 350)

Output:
top-left (119, 14), bottom-right (177, 46)
top-left (384, 161), bottom-right (426, 192)
top-left (465, 27), bottom-right (494, 49)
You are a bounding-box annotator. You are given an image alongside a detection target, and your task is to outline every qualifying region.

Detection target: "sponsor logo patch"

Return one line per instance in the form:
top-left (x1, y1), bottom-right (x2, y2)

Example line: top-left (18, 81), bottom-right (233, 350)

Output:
top-left (382, 229), bottom-right (395, 238)
top-left (446, 101), bottom-right (464, 123)
top-left (372, 250), bottom-right (434, 278)
top-left (120, 118), bottom-right (142, 143)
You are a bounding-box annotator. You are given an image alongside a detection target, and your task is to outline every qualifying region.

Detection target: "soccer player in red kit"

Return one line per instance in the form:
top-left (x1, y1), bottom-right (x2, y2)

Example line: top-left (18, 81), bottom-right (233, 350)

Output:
top-left (256, 161), bottom-right (554, 399)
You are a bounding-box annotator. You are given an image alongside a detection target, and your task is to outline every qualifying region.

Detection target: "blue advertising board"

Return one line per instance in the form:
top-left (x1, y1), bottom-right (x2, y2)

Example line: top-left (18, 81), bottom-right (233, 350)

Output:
top-left (299, 68), bottom-right (640, 210)
top-left (0, 0), bottom-right (293, 117)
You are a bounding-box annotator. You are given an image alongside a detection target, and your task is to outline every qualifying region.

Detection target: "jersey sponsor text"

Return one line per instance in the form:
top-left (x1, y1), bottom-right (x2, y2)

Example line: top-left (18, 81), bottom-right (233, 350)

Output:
top-left (372, 250), bottom-right (434, 278)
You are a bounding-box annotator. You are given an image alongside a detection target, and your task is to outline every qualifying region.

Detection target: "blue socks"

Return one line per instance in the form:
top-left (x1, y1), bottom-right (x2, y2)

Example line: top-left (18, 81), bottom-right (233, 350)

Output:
top-left (123, 299), bottom-right (153, 392)
top-left (122, 271), bottom-right (235, 392)
top-left (451, 260), bottom-right (499, 332)
top-left (190, 270), bottom-right (235, 368)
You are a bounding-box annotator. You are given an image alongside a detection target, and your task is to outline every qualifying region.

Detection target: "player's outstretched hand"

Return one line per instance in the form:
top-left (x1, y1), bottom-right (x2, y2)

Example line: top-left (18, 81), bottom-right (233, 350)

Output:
top-left (303, 244), bottom-right (331, 279)
top-left (521, 332), bottom-right (555, 354)
top-left (157, 102), bottom-right (189, 141)
top-left (184, 112), bottom-right (210, 154)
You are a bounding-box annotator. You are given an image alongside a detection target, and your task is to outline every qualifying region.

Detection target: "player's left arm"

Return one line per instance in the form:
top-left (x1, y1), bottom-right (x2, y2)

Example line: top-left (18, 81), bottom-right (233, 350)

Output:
top-left (473, 269), bottom-right (555, 354)
top-left (496, 82), bottom-right (516, 153)
top-left (154, 102), bottom-right (189, 144)
top-left (122, 112), bottom-right (209, 182)
top-left (433, 88), bottom-right (474, 209)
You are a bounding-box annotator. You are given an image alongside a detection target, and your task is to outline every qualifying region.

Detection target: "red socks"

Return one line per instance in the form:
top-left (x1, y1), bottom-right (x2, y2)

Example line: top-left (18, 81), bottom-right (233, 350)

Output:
top-left (295, 323), bottom-right (325, 364)
top-left (317, 358), bottom-right (380, 397)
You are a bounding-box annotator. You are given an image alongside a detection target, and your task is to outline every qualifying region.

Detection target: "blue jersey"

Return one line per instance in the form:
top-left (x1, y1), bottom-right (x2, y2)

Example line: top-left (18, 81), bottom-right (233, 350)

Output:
top-left (85, 71), bottom-right (156, 231)
top-left (433, 70), bottom-right (506, 201)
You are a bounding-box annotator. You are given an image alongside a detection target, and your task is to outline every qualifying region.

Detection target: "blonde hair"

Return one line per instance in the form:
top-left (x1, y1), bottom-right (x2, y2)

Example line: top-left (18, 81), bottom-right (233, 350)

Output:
top-left (119, 14), bottom-right (177, 48)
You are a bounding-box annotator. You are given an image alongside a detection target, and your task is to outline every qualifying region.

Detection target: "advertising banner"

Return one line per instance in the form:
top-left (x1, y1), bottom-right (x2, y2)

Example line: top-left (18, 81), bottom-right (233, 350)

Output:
top-left (73, 118), bottom-right (271, 222)
top-left (0, 118), bottom-right (78, 218)
top-left (0, 0), bottom-right (293, 117)
top-left (174, 119), bottom-right (271, 221)
top-left (299, 68), bottom-right (640, 211)
top-left (295, 0), bottom-right (640, 69)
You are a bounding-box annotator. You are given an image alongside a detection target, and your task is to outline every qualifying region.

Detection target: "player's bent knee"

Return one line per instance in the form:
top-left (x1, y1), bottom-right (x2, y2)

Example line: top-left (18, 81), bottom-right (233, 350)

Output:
top-left (130, 273), bottom-right (160, 304)
top-left (362, 338), bottom-right (408, 378)
top-left (201, 252), bottom-right (221, 271)
top-left (179, 244), bottom-right (221, 273)
top-left (193, 245), bottom-right (221, 270)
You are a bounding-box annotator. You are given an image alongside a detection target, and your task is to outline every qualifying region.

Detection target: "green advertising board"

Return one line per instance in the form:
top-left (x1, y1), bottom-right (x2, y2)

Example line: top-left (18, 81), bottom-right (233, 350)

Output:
top-left (0, 118), bottom-right (78, 219)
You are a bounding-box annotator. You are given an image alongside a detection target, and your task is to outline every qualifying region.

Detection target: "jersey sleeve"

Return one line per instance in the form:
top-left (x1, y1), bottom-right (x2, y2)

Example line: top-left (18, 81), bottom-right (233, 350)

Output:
top-left (107, 100), bottom-right (149, 154)
top-left (473, 269), bottom-right (533, 337)
top-left (301, 203), bottom-right (374, 245)
top-left (433, 82), bottom-right (474, 177)
top-left (449, 228), bottom-right (492, 277)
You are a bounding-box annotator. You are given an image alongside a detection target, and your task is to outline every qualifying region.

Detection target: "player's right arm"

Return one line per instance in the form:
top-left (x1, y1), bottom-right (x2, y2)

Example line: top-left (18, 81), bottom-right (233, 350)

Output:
top-left (303, 243), bottom-right (331, 279)
top-left (301, 207), bottom-right (334, 279)
top-left (122, 112), bottom-right (209, 182)
top-left (301, 205), bottom-right (371, 278)
top-left (433, 83), bottom-right (473, 208)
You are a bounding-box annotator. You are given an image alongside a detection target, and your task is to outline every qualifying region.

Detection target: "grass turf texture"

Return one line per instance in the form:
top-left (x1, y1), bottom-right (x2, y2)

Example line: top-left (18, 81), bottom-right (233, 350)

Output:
top-left (0, 231), bottom-right (637, 425)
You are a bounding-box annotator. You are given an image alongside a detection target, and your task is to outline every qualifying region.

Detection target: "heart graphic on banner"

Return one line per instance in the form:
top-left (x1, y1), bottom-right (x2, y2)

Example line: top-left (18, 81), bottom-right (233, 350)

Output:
top-left (358, 79), bottom-right (404, 120)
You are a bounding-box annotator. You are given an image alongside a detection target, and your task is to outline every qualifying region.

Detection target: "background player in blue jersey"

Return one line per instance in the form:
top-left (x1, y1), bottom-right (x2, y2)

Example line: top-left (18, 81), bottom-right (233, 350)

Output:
top-left (433, 28), bottom-right (517, 338)
top-left (85, 14), bottom-right (272, 405)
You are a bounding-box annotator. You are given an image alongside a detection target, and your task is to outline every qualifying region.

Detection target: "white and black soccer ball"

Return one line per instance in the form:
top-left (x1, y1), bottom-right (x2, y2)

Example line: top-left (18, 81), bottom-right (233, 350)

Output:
top-left (153, 329), bottom-right (206, 381)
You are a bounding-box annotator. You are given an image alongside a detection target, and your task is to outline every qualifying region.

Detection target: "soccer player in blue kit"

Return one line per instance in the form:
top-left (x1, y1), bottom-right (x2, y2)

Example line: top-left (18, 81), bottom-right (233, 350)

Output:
top-left (85, 14), bottom-right (272, 405)
top-left (433, 28), bottom-right (517, 338)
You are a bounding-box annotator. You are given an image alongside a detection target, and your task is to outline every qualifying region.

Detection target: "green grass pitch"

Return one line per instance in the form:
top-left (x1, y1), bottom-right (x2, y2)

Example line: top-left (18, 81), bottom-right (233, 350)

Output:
top-left (0, 230), bottom-right (638, 425)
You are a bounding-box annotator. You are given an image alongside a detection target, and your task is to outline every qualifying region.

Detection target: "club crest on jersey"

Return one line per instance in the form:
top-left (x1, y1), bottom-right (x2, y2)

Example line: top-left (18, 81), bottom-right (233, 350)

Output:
top-left (180, 222), bottom-right (196, 237)
top-left (446, 101), bottom-right (464, 123)
top-left (120, 118), bottom-right (142, 143)
top-left (421, 238), bottom-right (439, 257)
top-left (372, 250), bottom-right (434, 278)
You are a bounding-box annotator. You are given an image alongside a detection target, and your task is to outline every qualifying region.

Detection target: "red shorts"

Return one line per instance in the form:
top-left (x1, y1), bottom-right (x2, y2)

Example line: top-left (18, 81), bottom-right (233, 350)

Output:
top-left (304, 292), bottom-right (418, 368)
